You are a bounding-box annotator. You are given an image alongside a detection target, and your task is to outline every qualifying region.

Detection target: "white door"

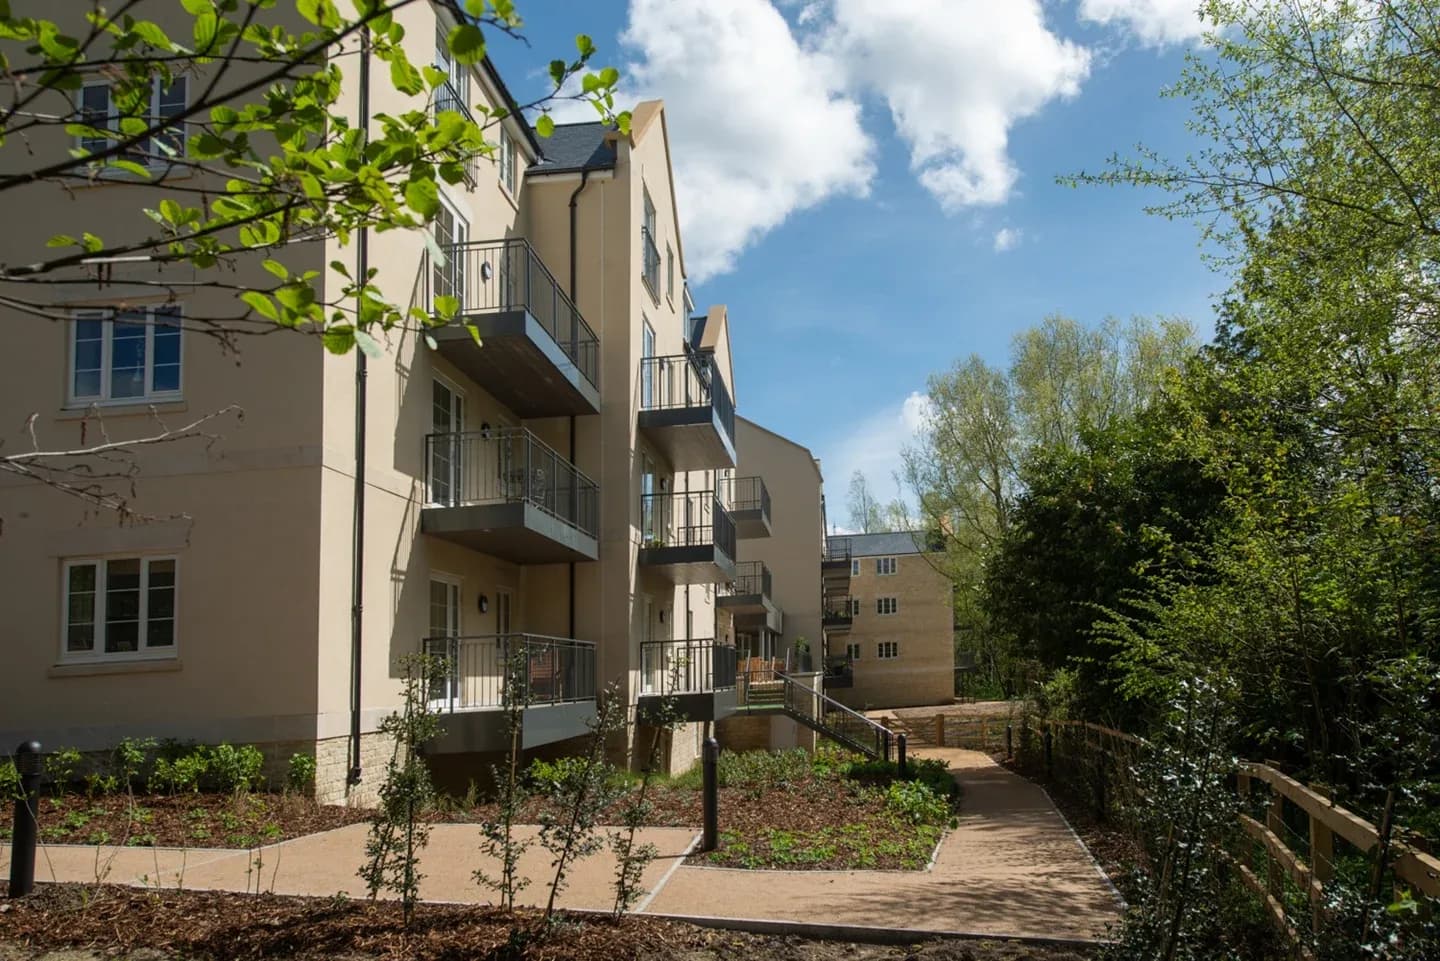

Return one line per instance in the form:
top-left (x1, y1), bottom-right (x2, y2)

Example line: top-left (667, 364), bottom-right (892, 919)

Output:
top-left (429, 379), bottom-right (465, 505)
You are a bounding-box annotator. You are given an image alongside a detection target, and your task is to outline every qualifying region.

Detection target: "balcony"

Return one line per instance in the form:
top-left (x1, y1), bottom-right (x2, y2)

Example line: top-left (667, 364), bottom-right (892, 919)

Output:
top-left (822, 594), bottom-right (854, 632)
top-left (637, 352), bottom-right (736, 470)
top-left (638, 491), bottom-right (736, 584)
top-left (638, 638), bottom-right (738, 723)
top-left (822, 536), bottom-right (852, 590)
top-left (719, 475), bottom-right (771, 539)
top-left (424, 634), bottom-right (597, 752)
top-left (822, 654), bottom-right (854, 690)
top-left (431, 239), bottom-right (600, 417)
top-left (421, 428), bottom-right (599, 563)
top-left (717, 561), bottom-right (783, 634)
top-left (433, 81), bottom-right (477, 186)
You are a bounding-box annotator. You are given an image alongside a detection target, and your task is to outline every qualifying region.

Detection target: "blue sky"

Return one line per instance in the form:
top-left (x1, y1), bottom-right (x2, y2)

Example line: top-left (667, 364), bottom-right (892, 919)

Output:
top-left (489, 1), bottom-right (1224, 516)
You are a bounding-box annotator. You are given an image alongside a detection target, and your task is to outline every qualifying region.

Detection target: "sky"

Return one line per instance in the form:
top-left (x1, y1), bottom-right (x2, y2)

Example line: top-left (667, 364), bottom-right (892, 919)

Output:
top-left (487, 0), bottom-right (1225, 520)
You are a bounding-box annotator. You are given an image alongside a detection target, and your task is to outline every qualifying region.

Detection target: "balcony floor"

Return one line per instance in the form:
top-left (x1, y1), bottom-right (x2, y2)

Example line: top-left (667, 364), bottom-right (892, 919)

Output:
top-left (730, 507), bottom-right (771, 539)
top-left (638, 408), bottom-right (736, 470)
top-left (637, 687), bottom-right (737, 724)
top-left (422, 502), bottom-right (598, 563)
top-left (429, 701), bottom-right (597, 753)
top-left (639, 544), bottom-right (736, 585)
top-left (435, 311), bottom-right (599, 418)
top-left (720, 594), bottom-right (783, 634)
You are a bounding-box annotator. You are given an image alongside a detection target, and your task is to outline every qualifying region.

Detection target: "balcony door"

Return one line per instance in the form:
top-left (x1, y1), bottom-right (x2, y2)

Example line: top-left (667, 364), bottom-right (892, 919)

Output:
top-left (429, 378), bottom-right (465, 506)
top-left (426, 575), bottom-right (461, 707)
top-left (641, 319), bottom-right (656, 408)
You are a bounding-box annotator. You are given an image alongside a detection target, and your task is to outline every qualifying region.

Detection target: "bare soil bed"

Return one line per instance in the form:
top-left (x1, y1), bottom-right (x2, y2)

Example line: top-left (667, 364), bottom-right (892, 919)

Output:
top-left (0, 883), bottom-right (1093, 961)
top-left (1, 794), bottom-right (370, 849)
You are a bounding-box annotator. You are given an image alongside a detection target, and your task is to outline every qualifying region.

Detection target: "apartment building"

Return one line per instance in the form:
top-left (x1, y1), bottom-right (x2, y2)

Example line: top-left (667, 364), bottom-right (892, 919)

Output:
top-left (0, 2), bottom-right (763, 802)
top-left (821, 532), bottom-right (955, 710)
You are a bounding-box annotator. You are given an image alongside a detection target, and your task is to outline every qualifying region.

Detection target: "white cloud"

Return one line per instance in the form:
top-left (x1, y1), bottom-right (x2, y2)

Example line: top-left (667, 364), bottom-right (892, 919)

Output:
top-left (821, 0), bottom-right (1091, 211)
top-left (993, 227), bottom-right (1023, 252)
top-left (611, 0), bottom-right (1092, 280)
top-left (1078, 0), bottom-right (1208, 45)
top-left (619, 0), bottom-right (874, 280)
top-left (818, 391), bottom-right (931, 527)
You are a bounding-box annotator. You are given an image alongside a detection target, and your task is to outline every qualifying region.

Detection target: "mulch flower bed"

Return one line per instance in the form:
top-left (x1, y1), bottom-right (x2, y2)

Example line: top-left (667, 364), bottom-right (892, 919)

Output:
top-left (0, 883), bottom-right (1093, 961)
top-left (1, 793), bottom-right (371, 849)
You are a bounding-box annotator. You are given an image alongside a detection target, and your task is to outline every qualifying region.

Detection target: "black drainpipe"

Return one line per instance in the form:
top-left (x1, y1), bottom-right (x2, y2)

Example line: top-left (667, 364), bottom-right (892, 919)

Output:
top-left (347, 27), bottom-right (372, 788)
top-left (566, 169), bottom-right (591, 639)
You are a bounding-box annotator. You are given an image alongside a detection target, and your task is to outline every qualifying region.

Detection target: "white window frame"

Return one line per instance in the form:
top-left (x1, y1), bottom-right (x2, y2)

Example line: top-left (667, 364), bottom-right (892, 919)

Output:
top-left (876, 556), bottom-right (898, 575)
top-left (76, 76), bottom-right (188, 168)
top-left (877, 641), bottom-right (899, 660)
top-left (665, 243), bottom-right (674, 302)
top-left (877, 597), bottom-right (898, 616)
top-left (431, 195), bottom-right (469, 309)
top-left (845, 642), bottom-right (861, 660)
top-left (68, 306), bottom-right (183, 406)
top-left (60, 555), bottom-right (179, 663)
top-left (498, 126), bottom-right (516, 196)
top-left (849, 597), bottom-right (862, 617)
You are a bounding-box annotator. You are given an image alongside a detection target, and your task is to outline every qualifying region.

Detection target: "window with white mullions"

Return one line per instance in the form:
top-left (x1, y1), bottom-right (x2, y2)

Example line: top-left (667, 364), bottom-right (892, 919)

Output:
top-left (70, 306), bottom-right (182, 404)
top-left (877, 641), bottom-right (899, 660)
top-left (431, 196), bottom-right (469, 308)
top-left (63, 557), bottom-right (177, 660)
top-left (77, 77), bottom-right (188, 166)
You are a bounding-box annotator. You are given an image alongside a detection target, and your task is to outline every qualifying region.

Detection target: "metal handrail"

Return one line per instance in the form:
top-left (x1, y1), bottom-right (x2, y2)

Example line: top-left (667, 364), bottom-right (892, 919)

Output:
top-left (824, 537), bottom-right (852, 564)
top-left (434, 238), bottom-right (600, 390)
top-left (639, 490), bottom-right (736, 561)
top-left (822, 594), bottom-right (854, 624)
top-left (727, 560), bottom-right (771, 599)
top-left (424, 427), bottom-right (599, 538)
top-left (637, 352), bottom-right (736, 448)
top-left (640, 638), bottom-right (739, 695)
top-left (422, 633), bottom-right (596, 710)
top-left (719, 475), bottom-right (770, 520)
top-left (778, 671), bottom-right (891, 760)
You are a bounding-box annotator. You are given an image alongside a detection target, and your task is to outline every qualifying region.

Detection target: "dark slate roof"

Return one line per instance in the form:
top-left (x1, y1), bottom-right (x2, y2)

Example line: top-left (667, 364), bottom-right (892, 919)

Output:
top-left (528, 122), bottom-right (617, 175)
top-left (829, 530), bottom-right (929, 557)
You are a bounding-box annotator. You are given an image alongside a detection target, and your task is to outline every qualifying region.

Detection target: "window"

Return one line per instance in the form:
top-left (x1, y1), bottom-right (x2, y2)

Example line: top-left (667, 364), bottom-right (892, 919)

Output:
top-left (876, 557), bottom-right (898, 575)
top-left (851, 559), bottom-right (860, 576)
top-left (845, 643), bottom-right (861, 660)
top-left (70, 306), bottom-right (182, 404)
top-left (63, 557), bottom-right (177, 660)
top-left (877, 641), bottom-right (899, 660)
top-left (78, 77), bottom-right (188, 166)
top-left (641, 318), bottom-right (657, 408)
top-left (498, 126), bottom-right (516, 195)
top-left (849, 597), bottom-right (862, 617)
top-left (876, 597), bottom-right (898, 615)
top-left (431, 197), bottom-right (468, 308)
top-left (666, 243), bottom-right (675, 301)
top-left (641, 186), bottom-right (660, 295)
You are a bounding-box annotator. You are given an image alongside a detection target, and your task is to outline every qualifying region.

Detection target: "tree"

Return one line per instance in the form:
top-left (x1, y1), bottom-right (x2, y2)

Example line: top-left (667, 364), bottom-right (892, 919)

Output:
top-left (846, 469), bottom-right (882, 533)
top-left (0, 0), bottom-right (627, 518)
top-left (0, 0), bottom-right (625, 340)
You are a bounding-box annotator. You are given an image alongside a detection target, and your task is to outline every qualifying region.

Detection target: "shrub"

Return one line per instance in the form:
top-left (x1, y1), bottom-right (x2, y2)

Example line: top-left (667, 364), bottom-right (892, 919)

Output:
top-left (112, 737), bottom-right (157, 793)
top-left (287, 753), bottom-right (317, 794)
top-left (1, 758), bottom-right (21, 801)
top-left (883, 779), bottom-right (950, 825)
top-left (151, 752), bottom-right (209, 794)
top-left (527, 756), bottom-right (590, 796)
top-left (44, 747), bottom-right (82, 796)
top-left (203, 743), bottom-right (266, 793)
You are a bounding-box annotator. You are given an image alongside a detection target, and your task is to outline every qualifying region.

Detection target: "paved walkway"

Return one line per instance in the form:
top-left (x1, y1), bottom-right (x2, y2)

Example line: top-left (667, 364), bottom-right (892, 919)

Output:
top-left (1, 748), bottom-right (1121, 941)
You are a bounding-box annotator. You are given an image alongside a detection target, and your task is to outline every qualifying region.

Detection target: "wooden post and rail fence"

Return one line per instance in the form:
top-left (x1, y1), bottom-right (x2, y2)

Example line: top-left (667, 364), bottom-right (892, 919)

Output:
top-left (1019, 716), bottom-right (1439, 954)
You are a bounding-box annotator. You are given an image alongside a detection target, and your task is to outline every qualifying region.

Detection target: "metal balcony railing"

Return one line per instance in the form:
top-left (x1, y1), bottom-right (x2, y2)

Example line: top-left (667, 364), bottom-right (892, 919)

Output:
top-left (639, 490), bottom-right (736, 559)
top-left (432, 81), bottom-right (477, 186)
top-left (824, 537), bottom-right (852, 565)
top-left (640, 638), bottom-right (738, 695)
top-left (423, 634), bottom-right (596, 710)
top-left (638, 351), bottom-right (735, 439)
top-left (727, 560), bottom-right (772, 600)
top-left (425, 427), bottom-right (598, 538)
top-left (434, 238), bottom-right (600, 391)
top-left (822, 654), bottom-right (854, 682)
top-left (719, 475), bottom-right (770, 518)
top-left (822, 594), bottom-right (854, 626)
top-left (642, 226), bottom-right (661, 296)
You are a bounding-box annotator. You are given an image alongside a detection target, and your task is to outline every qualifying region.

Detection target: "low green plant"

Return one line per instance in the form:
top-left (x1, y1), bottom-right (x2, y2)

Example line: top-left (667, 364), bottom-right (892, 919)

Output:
top-left (151, 752), bottom-right (208, 794)
top-left (112, 737), bottom-right (157, 794)
top-left (0, 757), bottom-right (21, 801)
top-left (287, 753), bottom-right (317, 794)
top-left (203, 743), bottom-right (266, 794)
top-left (883, 779), bottom-right (949, 825)
top-left (45, 747), bottom-right (82, 796)
top-left (528, 756), bottom-right (590, 796)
